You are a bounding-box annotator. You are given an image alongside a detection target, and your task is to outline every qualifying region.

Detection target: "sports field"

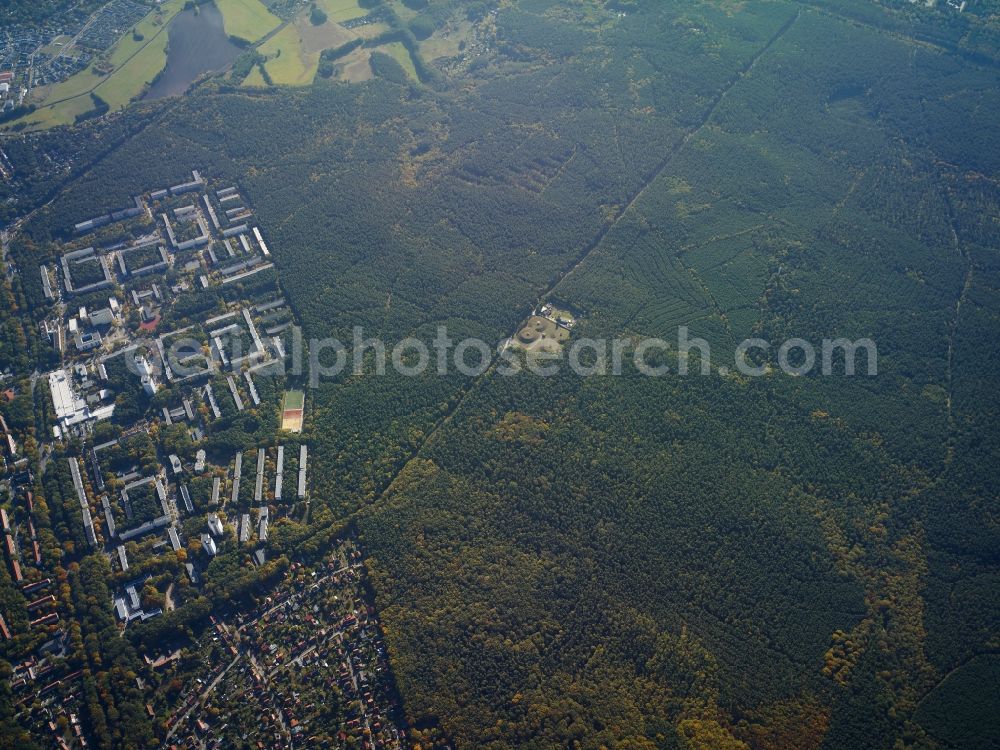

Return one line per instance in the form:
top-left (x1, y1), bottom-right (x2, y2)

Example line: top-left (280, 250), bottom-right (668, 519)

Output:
top-left (281, 390), bottom-right (305, 432)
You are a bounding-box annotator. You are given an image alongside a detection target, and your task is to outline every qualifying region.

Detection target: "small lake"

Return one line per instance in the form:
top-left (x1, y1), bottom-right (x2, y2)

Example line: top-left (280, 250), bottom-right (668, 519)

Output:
top-left (144, 1), bottom-right (242, 100)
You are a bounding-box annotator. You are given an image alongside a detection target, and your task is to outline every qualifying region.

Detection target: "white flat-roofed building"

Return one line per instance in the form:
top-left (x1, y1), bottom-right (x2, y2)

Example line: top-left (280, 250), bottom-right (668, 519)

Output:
top-left (48, 369), bottom-right (105, 428)
top-left (135, 355), bottom-right (159, 396)
top-left (252, 227), bottom-right (270, 257)
top-left (167, 526), bottom-right (181, 552)
top-left (200, 533), bottom-right (217, 556)
top-left (87, 306), bottom-right (116, 327)
top-left (298, 445), bottom-right (308, 499)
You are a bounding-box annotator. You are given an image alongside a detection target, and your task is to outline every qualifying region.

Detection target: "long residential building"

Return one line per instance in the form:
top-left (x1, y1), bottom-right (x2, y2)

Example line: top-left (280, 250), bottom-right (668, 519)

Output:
top-left (254, 448), bottom-right (265, 504)
top-left (298, 445), bottom-right (308, 499)
top-left (274, 445), bottom-right (284, 502)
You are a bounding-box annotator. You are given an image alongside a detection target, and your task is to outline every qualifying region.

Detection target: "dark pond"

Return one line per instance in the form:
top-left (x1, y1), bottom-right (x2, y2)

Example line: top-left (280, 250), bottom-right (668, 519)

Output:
top-left (144, 1), bottom-right (242, 100)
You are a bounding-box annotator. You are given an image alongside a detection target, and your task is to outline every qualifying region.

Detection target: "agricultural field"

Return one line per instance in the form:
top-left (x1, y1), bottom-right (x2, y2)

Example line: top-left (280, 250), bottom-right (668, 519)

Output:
top-left (216, 0), bottom-right (282, 44)
top-left (376, 41), bottom-right (418, 81)
top-left (260, 24), bottom-right (319, 85)
top-left (16, 95), bottom-right (95, 130)
top-left (256, 0), bottom-right (363, 86)
top-left (296, 6), bottom-right (355, 54)
top-left (421, 17), bottom-right (474, 61)
top-left (351, 21), bottom-right (392, 40)
top-left (8, 0), bottom-right (187, 130)
top-left (386, 0), bottom-right (420, 24)
top-left (334, 46), bottom-right (374, 82)
top-left (92, 26), bottom-right (173, 109)
top-left (315, 0), bottom-right (366, 24)
top-left (240, 64), bottom-right (268, 87)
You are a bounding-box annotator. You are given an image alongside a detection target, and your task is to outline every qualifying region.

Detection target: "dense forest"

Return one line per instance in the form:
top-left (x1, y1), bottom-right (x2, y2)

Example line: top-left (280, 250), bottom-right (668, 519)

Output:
top-left (1, 0), bottom-right (998, 747)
